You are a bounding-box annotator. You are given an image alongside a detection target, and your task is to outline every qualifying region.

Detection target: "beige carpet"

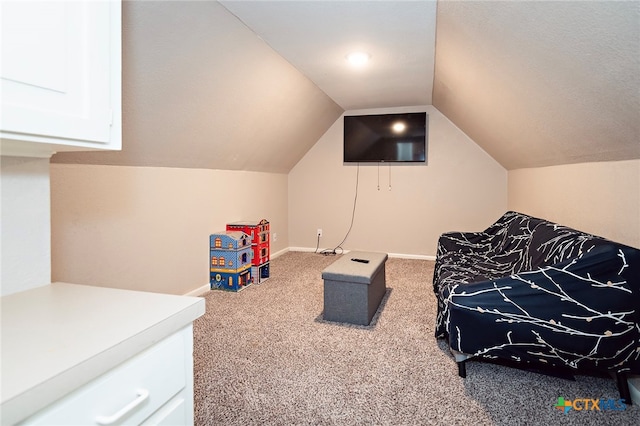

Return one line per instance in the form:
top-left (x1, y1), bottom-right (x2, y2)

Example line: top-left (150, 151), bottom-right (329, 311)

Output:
top-left (193, 251), bottom-right (638, 425)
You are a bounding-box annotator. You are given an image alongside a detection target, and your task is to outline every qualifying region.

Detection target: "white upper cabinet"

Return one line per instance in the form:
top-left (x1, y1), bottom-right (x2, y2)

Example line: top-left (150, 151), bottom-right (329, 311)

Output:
top-left (0, 1), bottom-right (121, 158)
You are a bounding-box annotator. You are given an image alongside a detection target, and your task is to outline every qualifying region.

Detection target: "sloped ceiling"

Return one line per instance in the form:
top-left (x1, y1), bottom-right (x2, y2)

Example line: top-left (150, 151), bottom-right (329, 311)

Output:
top-left (219, 0), bottom-right (436, 110)
top-left (434, 1), bottom-right (640, 169)
top-left (54, 1), bottom-right (640, 172)
top-left (52, 1), bottom-right (344, 173)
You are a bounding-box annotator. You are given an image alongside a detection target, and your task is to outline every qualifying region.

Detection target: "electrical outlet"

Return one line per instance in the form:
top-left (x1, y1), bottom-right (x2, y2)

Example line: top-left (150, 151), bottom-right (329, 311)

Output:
top-left (272, 232), bottom-right (277, 242)
top-left (317, 228), bottom-right (323, 237)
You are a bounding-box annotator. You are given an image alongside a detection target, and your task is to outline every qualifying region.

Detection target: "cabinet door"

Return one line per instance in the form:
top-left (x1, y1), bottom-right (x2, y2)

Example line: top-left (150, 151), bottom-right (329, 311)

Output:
top-left (0, 0), bottom-right (121, 156)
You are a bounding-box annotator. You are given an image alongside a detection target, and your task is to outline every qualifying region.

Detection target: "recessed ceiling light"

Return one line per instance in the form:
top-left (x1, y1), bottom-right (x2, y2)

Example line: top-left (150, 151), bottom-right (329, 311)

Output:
top-left (346, 51), bottom-right (371, 67)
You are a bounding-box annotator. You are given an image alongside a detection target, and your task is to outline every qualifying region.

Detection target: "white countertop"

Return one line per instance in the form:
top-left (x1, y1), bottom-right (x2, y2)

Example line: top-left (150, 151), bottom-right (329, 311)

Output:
top-left (0, 282), bottom-right (205, 425)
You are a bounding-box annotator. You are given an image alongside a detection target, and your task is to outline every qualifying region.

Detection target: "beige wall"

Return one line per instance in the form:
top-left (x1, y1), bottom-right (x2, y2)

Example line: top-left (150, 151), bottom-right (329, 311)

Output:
top-left (50, 164), bottom-right (288, 295)
top-left (288, 106), bottom-right (507, 258)
top-left (49, 121), bottom-right (639, 298)
top-left (1, 156), bottom-right (51, 296)
top-left (508, 160), bottom-right (640, 249)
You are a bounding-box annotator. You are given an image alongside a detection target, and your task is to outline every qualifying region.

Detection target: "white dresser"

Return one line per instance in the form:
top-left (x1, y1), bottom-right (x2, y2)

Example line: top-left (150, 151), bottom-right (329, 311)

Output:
top-left (0, 283), bottom-right (205, 425)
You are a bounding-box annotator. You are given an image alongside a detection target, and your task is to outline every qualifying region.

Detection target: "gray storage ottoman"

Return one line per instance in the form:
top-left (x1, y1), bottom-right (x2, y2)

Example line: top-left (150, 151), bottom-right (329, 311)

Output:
top-left (322, 251), bottom-right (388, 325)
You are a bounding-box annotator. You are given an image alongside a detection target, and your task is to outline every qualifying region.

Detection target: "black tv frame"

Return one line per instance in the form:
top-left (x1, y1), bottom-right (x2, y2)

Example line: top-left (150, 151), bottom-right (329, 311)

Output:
top-left (343, 112), bottom-right (427, 163)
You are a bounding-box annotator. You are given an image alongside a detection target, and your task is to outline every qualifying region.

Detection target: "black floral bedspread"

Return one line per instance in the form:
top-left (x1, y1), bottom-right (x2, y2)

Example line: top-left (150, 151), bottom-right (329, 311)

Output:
top-left (433, 211), bottom-right (640, 374)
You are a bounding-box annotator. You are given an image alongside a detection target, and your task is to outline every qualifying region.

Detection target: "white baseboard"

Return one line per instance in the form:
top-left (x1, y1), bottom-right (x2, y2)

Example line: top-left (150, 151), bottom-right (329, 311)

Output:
top-left (288, 247), bottom-right (349, 255)
top-left (288, 246), bottom-right (324, 253)
top-left (184, 284), bottom-right (210, 297)
top-left (288, 247), bottom-right (436, 261)
top-left (388, 252), bottom-right (436, 261)
top-left (271, 247), bottom-right (290, 259)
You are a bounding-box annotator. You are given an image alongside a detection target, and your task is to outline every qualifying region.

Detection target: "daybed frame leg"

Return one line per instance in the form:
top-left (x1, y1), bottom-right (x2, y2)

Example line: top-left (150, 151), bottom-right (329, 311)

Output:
top-left (457, 361), bottom-right (466, 378)
top-left (616, 372), bottom-right (632, 405)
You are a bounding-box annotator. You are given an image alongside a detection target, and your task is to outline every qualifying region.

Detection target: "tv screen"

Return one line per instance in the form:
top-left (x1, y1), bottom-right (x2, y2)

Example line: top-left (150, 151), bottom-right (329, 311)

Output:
top-left (343, 112), bottom-right (427, 163)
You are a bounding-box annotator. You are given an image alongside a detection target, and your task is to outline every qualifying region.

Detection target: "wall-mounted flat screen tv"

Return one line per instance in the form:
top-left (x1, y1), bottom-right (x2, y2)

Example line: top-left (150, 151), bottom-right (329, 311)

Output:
top-left (343, 112), bottom-right (427, 163)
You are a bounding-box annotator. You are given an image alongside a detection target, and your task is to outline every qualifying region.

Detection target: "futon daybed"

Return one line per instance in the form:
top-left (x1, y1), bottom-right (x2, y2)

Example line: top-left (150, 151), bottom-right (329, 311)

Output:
top-left (433, 211), bottom-right (640, 403)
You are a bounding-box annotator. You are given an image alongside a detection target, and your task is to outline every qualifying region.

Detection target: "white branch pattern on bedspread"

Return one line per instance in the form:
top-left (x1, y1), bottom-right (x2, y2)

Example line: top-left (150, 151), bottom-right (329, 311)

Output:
top-left (433, 211), bottom-right (640, 375)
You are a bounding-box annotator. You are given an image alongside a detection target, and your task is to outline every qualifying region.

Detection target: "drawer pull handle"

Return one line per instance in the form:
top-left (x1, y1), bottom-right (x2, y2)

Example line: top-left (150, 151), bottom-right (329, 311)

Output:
top-left (95, 388), bottom-right (149, 425)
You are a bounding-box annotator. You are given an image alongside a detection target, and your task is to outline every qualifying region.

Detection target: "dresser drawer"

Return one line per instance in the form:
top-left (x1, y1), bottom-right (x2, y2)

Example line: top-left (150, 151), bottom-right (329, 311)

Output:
top-left (22, 328), bottom-right (189, 426)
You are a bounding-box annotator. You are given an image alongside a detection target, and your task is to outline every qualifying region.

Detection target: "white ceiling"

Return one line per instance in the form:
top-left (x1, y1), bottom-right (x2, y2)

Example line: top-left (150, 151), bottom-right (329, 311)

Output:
top-left (219, 0), bottom-right (437, 110)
